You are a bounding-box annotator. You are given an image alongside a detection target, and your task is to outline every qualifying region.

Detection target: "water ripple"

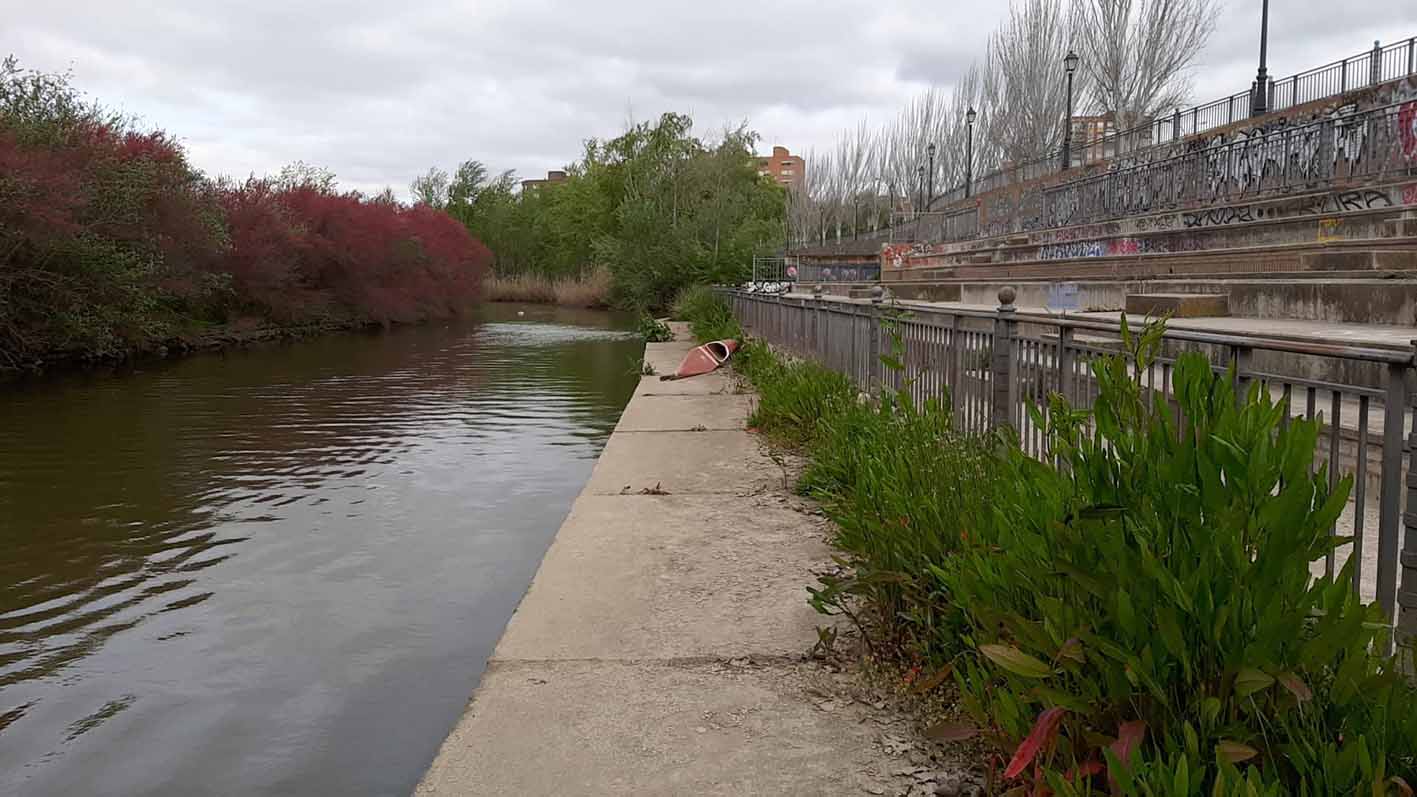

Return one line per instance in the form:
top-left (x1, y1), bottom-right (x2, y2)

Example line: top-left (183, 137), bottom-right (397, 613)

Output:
top-left (0, 306), bottom-right (641, 795)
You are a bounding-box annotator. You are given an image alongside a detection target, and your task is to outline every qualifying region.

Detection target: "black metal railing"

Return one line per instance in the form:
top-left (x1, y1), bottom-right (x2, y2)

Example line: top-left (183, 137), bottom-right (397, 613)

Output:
top-left (924, 36), bottom-right (1417, 214)
top-left (725, 287), bottom-right (1417, 650)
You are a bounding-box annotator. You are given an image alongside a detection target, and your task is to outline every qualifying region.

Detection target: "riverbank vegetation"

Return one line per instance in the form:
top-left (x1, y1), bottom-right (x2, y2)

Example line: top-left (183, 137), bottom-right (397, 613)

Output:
top-left (413, 113), bottom-right (786, 311)
top-left (480, 267), bottom-right (613, 308)
top-left (678, 292), bottom-right (1417, 794)
top-left (0, 57), bottom-right (490, 369)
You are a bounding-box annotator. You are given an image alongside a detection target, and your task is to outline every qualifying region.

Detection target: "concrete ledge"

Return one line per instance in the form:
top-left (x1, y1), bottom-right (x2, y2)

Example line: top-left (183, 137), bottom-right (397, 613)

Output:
top-left (584, 431), bottom-right (781, 496)
top-left (615, 394), bottom-right (753, 432)
top-left (1125, 292), bottom-right (1229, 318)
top-left (415, 660), bottom-right (894, 797)
top-left (634, 373), bottom-right (736, 396)
top-left (492, 494), bottom-right (831, 661)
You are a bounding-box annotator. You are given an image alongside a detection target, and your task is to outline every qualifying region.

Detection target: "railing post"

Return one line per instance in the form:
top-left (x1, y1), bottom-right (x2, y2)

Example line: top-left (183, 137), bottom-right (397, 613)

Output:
top-left (1409, 38), bottom-right (1415, 76)
top-left (811, 284), bottom-right (823, 361)
top-left (991, 287), bottom-right (1018, 431)
top-left (1341, 58), bottom-right (1348, 92)
top-left (869, 285), bottom-right (885, 391)
top-left (1230, 344), bottom-right (1254, 401)
top-left (1380, 354), bottom-right (1410, 652)
top-left (1400, 341), bottom-right (1417, 655)
top-left (949, 314), bottom-right (963, 417)
top-left (1058, 327), bottom-right (1076, 404)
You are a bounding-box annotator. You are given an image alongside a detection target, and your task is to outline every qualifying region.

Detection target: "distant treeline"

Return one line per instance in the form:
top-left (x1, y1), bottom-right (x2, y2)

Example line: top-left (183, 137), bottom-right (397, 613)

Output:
top-left (412, 112), bottom-right (787, 310)
top-left (0, 57), bottom-right (491, 368)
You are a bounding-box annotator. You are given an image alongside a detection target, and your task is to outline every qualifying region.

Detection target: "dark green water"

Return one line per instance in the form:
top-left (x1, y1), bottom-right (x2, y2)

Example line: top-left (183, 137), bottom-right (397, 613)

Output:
top-left (0, 304), bottom-right (643, 796)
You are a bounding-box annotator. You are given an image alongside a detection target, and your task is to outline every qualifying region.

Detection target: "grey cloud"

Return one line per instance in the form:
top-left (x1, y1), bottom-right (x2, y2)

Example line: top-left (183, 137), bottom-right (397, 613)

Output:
top-left (5, 0), bottom-right (1413, 198)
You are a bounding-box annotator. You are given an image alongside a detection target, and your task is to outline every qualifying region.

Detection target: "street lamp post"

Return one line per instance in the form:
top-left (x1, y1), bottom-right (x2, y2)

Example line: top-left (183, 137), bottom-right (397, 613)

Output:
top-left (916, 164), bottom-right (925, 217)
top-left (1251, 0), bottom-right (1270, 115)
top-left (1061, 50), bottom-right (1079, 172)
top-left (926, 142), bottom-right (936, 207)
top-left (965, 107), bottom-right (977, 198)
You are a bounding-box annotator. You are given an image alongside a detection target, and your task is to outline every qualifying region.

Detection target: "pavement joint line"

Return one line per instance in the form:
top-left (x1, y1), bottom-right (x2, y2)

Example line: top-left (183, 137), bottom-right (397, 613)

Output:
top-left (614, 428), bottom-right (743, 433)
top-left (586, 487), bottom-right (759, 493)
top-left (485, 654), bottom-right (809, 669)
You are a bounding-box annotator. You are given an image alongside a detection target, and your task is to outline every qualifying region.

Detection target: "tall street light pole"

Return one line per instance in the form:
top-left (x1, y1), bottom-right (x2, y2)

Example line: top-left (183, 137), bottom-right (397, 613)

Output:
top-left (926, 142), bottom-right (936, 207)
top-left (916, 164), bottom-right (925, 217)
top-left (1251, 0), bottom-right (1271, 115)
top-left (1061, 50), bottom-right (1079, 173)
top-left (965, 107), bottom-right (977, 198)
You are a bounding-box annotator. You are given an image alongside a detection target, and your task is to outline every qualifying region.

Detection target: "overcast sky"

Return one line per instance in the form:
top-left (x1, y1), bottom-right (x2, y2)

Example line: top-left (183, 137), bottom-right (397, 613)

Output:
top-left (6, 1), bottom-right (1416, 197)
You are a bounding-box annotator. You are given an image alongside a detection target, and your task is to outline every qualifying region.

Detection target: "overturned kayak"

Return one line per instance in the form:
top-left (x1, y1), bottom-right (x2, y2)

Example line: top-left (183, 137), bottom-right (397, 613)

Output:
top-left (660, 339), bottom-right (738, 380)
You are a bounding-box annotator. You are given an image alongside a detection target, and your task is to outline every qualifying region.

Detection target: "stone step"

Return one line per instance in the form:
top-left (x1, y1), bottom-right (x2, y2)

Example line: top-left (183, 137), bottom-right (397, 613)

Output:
top-left (1125, 292), bottom-right (1229, 318)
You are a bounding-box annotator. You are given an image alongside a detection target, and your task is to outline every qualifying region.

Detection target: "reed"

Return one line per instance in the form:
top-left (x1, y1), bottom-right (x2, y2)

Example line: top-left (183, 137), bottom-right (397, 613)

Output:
top-left (482, 267), bottom-right (612, 308)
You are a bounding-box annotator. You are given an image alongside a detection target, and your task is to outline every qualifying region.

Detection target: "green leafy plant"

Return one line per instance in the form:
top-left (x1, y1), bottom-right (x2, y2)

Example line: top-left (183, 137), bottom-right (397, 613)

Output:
top-left (672, 284), bottom-right (741, 343)
top-left (637, 313), bottom-right (674, 342)
top-left (940, 318), bottom-right (1417, 793)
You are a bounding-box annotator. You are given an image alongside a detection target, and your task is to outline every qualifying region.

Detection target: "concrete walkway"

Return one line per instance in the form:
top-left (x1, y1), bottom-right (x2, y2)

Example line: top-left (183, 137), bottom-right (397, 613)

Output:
top-left (416, 327), bottom-right (906, 795)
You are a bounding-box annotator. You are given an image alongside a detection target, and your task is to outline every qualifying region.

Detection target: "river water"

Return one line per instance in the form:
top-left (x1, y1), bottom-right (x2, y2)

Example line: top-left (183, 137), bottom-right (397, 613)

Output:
top-left (0, 304), bottom-right (643, 796)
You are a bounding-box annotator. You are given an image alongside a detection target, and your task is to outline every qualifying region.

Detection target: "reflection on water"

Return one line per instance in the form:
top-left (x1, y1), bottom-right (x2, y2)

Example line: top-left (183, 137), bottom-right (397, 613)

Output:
top-left (0, 304), bottom-right (642, 796)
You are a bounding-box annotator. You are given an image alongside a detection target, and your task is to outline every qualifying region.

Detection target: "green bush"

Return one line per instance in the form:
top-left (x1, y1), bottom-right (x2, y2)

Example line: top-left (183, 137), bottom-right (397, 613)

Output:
top-left (938, 322), bottom-right (1417, 794)
top-left (671, 284), bottom-right (740, 343)
top-left (636, 313), bottom-right (674, 342)
top-left (740, 345), bottom-right (854, 450)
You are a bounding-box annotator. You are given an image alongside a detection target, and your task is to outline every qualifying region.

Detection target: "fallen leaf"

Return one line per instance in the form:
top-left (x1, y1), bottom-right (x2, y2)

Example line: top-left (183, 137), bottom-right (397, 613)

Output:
top-left (980, 644), bottom-right (1052, 679)
top-left (1276, 671), bottom-right (1312, 702)
top-left (1216, 740), bottom-right (1259, 763)
top-left (1004, 707), bottom-right (1067, 778)
top-left (911, 662), bottom-right (956, 694)
top-left (1111, 720), bottom-right (1147, 764)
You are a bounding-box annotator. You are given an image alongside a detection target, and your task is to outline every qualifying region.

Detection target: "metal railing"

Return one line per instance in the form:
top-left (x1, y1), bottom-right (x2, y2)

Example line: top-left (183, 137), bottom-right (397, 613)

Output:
top-left (934, 37), bottom-right (1417, 206)
top-left (882, 95), bottom-right (1417, 244)
top-left (725, 287), bottom-right (1417, 650)
top-left (1037, 97), bottom-right (1417, 232)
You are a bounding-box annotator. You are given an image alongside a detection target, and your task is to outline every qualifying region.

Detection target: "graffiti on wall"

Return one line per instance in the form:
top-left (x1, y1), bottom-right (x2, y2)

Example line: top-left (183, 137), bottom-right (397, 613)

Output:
top-left (1180, 187), bottom-right (1397, 228)
top-left (1036, 86), bottom-right (1417, 231)
top-left (1038, 235), bottom-right (1204, 260)
top-left (1317, 218), bottom-right (1345, 242)
top-left (799, 264), bottom-right (881, 282)
top-left (882, 243), bottom-right (912, 270)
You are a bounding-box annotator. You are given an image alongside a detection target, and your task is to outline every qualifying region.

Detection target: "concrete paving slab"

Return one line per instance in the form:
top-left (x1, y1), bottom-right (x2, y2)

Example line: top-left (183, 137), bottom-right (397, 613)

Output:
top-left (415, 660), bottom-right (892, 797)
top-left (614, 393), bottom-right (753, 432)
top-left (585, 430), bottom-right (781, 496)
top-left (635, 372), bottom-right (738, 396)
top-left (642, 342), bottom-right (696, 375)
top-left (493, 493), bottom-right (830, 661)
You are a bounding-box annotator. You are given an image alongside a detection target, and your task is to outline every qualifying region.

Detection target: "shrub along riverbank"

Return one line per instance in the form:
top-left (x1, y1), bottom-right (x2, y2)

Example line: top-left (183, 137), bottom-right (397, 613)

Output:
top-left (0, 57), bottom-right (490, 371)
top-left (676, 288), bottom-right (1417, 795)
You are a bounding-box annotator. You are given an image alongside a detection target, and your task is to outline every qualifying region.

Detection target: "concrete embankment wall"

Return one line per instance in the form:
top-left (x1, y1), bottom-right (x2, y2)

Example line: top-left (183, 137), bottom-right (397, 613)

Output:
top-left (415, 329), bottom-right (909, 795)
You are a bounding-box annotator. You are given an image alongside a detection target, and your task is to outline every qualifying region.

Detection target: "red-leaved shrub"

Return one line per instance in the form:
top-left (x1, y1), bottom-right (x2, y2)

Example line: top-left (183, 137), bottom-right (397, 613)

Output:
top-left (0, 57), bottom-right (490, 364)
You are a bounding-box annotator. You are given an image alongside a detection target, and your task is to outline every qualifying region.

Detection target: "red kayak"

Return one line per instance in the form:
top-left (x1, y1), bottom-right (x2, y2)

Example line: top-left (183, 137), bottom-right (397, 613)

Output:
top-left (661, 339), bottom-right (738, 380)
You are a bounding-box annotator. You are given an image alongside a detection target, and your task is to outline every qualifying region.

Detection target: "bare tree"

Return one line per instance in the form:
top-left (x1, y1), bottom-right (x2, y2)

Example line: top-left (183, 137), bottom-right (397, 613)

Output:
top-left (410, 166), bottom-right (450, 208)
top-left (980, 0), bottom-right (1087, 166)
top-left (1076, 0), bottom-right (1218, 141)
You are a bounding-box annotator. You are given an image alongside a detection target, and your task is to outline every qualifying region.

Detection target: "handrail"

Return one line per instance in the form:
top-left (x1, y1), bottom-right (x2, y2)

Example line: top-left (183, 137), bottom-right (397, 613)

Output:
top-left (755, 290), bottom-right (1417, 364)
top-left (924, 36), bottom-right (1417, 213)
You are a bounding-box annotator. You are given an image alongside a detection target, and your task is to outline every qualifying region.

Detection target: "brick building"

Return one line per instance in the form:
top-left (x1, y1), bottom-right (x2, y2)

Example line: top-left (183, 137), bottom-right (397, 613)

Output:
top-left (521, 170), bottom-right (568, 192)
top-left (755, 146), bottom-right (804, 190)
top-left (1068, 111), bottom-right (1153, 167)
